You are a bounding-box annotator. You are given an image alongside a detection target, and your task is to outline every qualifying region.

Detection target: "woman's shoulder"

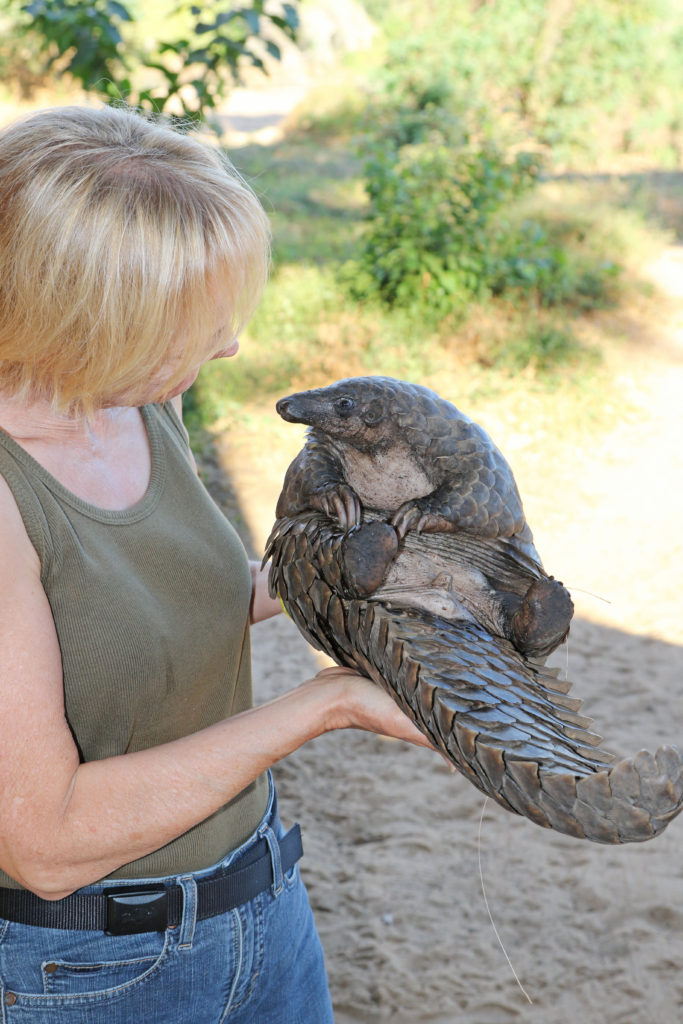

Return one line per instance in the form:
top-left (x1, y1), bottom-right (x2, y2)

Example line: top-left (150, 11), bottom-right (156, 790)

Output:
top-left (0, 471), bottom-right (42, 578)
top-left (0, 433), bottom-right (54, 575)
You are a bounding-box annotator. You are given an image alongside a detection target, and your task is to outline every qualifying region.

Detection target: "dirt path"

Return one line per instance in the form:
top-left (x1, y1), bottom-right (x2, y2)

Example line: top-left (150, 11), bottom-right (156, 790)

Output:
top-left (218, 246), bottom-right (683, 1023)
top-left (504, 246), bottom-right (683, 646)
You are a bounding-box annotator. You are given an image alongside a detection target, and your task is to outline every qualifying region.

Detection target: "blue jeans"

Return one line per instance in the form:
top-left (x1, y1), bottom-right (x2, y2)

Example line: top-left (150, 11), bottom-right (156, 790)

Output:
top-left (0, 782), bottom-right (334, 1023)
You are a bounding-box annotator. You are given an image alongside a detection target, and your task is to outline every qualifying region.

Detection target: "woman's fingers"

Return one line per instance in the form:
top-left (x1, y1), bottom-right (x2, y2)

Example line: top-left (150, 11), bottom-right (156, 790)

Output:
top-left (310, 667), bottom-right (435, 750)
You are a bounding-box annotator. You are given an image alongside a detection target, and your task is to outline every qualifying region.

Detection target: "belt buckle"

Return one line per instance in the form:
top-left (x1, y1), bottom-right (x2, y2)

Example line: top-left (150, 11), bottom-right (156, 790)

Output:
top-left (105, 889), bottom-right (168, 935)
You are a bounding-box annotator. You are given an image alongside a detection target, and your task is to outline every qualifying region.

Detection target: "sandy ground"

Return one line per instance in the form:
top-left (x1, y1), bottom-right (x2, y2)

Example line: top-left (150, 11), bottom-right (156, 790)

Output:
top-left (206, 246), bottom-right (683, 1024)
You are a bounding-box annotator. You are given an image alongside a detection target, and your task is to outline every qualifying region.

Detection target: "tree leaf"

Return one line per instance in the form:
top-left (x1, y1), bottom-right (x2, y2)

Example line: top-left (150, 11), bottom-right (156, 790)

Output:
top-left (106, 1), bottom-right (132, 22)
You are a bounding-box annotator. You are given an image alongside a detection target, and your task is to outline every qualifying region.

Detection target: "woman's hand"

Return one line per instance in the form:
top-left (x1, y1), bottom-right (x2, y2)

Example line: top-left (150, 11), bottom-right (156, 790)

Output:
top-left (307, 665), bottom-right (435, 750)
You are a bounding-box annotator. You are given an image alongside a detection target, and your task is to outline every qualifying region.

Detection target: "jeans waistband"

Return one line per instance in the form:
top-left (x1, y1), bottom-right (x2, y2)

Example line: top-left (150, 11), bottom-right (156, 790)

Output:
top-left (0, 778), bottom-right (302, 935)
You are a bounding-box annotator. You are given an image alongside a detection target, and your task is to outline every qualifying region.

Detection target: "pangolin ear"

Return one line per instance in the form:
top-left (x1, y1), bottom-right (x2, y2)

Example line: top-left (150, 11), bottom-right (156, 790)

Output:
top-left (362, 400), bottom-right (384, 426)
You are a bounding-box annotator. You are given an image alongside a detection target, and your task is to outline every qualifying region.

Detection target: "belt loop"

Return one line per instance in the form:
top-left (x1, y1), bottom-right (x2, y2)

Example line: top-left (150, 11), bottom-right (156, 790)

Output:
top-left (177, 876), bottom-right (198, 949)
top-left (257, 823), bottom-right (283, 896)
top-left (267, 772), bottom-right (278, 823)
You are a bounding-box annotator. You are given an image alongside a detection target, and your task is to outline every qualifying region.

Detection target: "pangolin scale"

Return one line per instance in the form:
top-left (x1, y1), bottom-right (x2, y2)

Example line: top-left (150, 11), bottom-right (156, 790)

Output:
top-left (265, 377), bottom-right (683, 844)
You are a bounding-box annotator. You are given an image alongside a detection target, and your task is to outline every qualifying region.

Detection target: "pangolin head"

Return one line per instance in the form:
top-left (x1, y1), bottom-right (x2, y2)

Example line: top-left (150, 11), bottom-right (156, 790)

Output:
top-left (276, 377), bottom-right (414, 450)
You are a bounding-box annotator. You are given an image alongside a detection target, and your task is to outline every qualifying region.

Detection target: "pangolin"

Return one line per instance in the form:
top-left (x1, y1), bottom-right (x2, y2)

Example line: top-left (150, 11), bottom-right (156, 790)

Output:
top-left (264, 376), bottom-right (683, 844)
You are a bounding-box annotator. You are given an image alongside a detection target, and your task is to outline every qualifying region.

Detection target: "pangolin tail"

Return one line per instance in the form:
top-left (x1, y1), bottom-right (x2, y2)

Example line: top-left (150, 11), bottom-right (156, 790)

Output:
top-left (265, 513), bottom-right (683, 844)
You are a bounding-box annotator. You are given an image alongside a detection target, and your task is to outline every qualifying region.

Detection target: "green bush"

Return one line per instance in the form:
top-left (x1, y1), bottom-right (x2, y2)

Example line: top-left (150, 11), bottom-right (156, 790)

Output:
top-left (362, 0), bottom-right (683, 165)
top-left (347, 87), bottom-right (542, 318)
top-left (345, 68), bottom-right (624, 326)
top-left (489, 218), bottom-right (621, 309)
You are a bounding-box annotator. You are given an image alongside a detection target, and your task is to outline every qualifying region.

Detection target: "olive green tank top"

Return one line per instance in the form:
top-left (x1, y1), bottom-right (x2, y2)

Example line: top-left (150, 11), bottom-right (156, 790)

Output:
top-left (0, 402), bottom-right (268, 887)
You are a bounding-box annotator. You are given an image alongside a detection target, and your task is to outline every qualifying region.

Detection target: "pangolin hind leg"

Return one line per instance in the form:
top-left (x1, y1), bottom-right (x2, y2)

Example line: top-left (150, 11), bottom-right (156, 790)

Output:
top-left (505, 577), bottom-right (574, 659)
top-left (341, 520), bottom-right (399, 597)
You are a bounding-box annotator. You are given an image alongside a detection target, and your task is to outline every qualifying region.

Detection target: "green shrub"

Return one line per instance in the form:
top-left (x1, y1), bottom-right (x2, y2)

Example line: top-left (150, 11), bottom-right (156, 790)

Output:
top-left (489, 218), bottom-right (621, 309)
top-left (345, 68), bottom-right (623, 326)
top-left (348, 89), bottom-right (542, 319)
top-left (489, 320), bottom-right (598, 377)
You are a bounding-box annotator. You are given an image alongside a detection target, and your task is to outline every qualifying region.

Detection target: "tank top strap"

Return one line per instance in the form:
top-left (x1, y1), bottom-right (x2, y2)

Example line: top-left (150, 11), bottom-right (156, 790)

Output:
top-left (0, 435), bottom-right (54, 578)
top-left (159, 400), bottom-right (191, 448)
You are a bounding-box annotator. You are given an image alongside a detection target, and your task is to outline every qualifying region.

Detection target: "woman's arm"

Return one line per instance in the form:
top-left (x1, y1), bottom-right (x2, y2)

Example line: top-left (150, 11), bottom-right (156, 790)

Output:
top-left (250, 559), bottom-right (281, 623)
top-left (0, 477), bottom-right (431, 903)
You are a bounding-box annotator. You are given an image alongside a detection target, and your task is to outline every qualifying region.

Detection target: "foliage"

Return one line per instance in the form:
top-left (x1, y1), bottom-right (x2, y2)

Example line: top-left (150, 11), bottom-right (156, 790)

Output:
top-left (0, 0), bottom-right (298, 124)
top-left (362, 0), bottom-right (683, 165)
top-left (16, 0), bottom-right (130, 93)
top-left (333, 0), bottom-right (678, 346)
top-left (185, 138), bottom-right (667, 412)
top-left (345, 72), bottom-right (621, 326)
top-left (488, 216), bottom-right (621, 310)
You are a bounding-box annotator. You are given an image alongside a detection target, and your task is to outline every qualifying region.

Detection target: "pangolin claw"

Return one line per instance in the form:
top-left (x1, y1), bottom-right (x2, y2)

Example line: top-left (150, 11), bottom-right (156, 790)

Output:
top-left (266, 378), bottom-right (682, 844)
top-left (316, 484), bottom-right (362, 531)
top-left (391, 502), bottom-right (424, 539)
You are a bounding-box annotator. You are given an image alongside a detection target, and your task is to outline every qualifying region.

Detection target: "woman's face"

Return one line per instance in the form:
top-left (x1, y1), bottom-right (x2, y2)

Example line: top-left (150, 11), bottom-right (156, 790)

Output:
top-left (109, 271), bottom-right (242, 409)
top-left (155, 276), bottom-right (241, 402)
top-left (127, 277), bottom-right (240, 407)
top-left (158, 336), bottom-right (240, 402)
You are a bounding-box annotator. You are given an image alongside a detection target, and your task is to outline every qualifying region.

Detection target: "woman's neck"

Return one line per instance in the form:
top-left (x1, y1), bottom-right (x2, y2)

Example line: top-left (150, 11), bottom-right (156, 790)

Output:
top-left (0, 396), bottom-right (126, 447)
top-left (0, 396), bottom-right (152, 510)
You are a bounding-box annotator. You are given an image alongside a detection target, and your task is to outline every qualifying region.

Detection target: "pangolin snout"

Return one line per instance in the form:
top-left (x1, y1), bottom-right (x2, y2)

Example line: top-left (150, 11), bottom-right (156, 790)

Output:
top-left (275, 396), bottom-right (295, 421)
top-left (276, 395), bottom-right (308, 424)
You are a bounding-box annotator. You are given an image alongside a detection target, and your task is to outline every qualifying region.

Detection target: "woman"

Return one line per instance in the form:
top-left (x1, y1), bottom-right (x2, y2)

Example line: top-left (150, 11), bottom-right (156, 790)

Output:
top-left (0, 105), bottom-right (431, 1022)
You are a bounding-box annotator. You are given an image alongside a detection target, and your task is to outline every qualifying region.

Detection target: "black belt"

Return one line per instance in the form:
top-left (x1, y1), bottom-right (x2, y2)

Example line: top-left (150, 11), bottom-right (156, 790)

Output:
top-left (0, 824), bottom-right (302, 935)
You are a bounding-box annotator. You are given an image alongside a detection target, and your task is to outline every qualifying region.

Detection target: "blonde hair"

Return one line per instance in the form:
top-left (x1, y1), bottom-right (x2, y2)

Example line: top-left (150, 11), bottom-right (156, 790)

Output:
top-left (0, 105), bottom-right (271, 414)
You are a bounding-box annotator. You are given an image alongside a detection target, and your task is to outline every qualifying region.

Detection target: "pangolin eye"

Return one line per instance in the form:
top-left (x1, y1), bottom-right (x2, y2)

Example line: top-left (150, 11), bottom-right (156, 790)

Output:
top-left (335, 396), bottom-right (355, 415)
